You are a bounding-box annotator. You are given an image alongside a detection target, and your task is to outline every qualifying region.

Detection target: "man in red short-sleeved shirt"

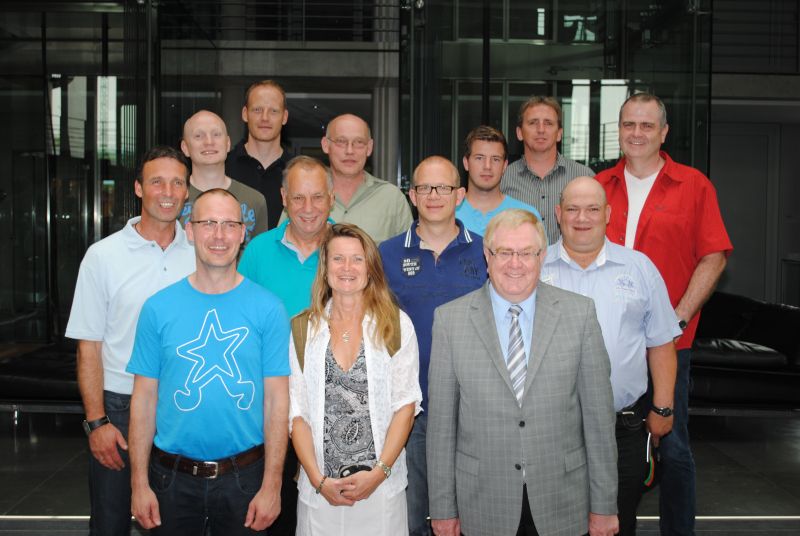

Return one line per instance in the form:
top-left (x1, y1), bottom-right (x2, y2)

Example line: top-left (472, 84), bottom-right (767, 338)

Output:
top-left (595, 93), bottom-right (732, 536)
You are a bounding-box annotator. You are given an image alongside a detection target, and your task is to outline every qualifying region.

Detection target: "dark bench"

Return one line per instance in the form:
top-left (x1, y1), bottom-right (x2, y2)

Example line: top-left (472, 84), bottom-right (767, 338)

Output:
top-left (690, 291), bottom-right (800, 416)
top-left (0, 341), bottom-right (82, 414)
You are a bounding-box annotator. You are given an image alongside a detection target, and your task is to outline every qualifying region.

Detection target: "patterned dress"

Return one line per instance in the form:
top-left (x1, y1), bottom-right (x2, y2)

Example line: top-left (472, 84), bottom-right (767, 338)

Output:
top-left (323, 341), bottom-right (377, 478)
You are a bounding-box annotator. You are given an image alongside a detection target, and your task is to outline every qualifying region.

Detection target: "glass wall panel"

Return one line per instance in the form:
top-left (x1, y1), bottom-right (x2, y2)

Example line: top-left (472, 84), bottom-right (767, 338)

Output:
top-left (0, 4), bottom-right (148, 345)
top-left (400, 0), bottom-right (711, 179)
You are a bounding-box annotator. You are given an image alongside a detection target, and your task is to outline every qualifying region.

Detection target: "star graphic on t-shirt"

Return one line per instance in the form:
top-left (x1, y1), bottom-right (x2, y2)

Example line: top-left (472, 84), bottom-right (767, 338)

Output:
top-left (173, 309), bottom-right (254, 411)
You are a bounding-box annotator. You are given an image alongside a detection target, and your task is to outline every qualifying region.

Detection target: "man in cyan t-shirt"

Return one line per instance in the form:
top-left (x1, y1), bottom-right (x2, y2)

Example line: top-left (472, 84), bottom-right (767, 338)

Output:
top-left (128, 189), bottom-right (290, 535)
top-left (456, 125), bottom-right (542, 237)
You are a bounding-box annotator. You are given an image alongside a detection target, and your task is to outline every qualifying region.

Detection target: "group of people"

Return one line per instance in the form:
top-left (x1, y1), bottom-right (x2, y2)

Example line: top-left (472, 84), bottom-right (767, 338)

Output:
top-left (65, 80), bottom-right (732, 536)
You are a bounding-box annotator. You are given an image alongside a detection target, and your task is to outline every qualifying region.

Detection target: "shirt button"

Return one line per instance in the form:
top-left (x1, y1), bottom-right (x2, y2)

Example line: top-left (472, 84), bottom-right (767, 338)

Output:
top-left (163, 267), bottom-right (167, 271)
top-left (257, 165), bottom-right (263, 170)
top-left (515, 463), bottom-right (522, 470)
top-left (619, 236), bottom-right (624, 241)
top-left (519, 421), bottom-right (525, 427)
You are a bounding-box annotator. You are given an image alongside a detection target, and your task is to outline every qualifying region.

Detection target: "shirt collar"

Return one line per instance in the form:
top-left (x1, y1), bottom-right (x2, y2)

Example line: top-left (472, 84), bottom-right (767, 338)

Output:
top-left (553, 238), bottom-right (624, 270)
top-left (403, 219), bottom-right (475, 249)
top-left (602, 151), bottom-right (686, 185)
top-left (122, 216), bottom-right (187, 251)
top-left (488, 281), bottom-right (537, 316)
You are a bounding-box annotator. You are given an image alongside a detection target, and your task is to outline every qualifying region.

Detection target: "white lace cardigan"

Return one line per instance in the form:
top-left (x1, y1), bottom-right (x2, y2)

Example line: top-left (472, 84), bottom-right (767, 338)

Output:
top-left (289, 304), bottom-right (422, 505)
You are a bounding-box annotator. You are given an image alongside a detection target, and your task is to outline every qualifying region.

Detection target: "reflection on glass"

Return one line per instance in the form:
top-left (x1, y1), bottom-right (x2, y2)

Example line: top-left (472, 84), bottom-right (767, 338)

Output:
top-left (97, 76), bottom-right (117, 165)
top-left (67, 76), bottom-right (86, 159)
top-left (563, 81), bottom-right (590, 163)
top-left (50, 78), bottom-right (61, 156)
top-left (600, 81), bottom-right (628, 161)
top-left (510, 2), bottom-right (551, 40)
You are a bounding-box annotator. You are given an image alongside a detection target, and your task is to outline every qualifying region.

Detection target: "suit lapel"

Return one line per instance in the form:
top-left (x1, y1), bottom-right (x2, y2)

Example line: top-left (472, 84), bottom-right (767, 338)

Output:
top-left (469, 284), bottom-right (516, 396)
top-left (524, 284), bottom-right (560, 394)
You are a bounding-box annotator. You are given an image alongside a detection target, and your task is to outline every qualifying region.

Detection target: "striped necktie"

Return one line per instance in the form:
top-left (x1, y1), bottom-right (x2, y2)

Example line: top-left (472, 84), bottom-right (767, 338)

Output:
top-left (507, 304), bottom-right (526, 403)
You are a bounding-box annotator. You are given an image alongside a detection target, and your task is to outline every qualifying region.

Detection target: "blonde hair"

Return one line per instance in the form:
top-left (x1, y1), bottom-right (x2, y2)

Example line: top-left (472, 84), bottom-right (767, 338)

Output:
top-left (484, 209), bottom-right (547, 251)
top-left (309, 223), bottom-right (398, 350)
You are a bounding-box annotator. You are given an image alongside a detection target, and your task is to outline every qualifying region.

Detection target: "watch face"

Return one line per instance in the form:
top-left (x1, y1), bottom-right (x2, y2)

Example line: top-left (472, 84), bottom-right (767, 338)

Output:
top-left (653, 407), bottom-right (673, 417)
top-left (82, 420), bottom-right (92, 436)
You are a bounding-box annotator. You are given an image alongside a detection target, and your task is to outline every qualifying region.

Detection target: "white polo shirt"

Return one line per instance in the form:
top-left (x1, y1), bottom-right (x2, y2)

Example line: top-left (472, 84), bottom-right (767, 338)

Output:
top-left (66, 216), bottom-right (195, 395)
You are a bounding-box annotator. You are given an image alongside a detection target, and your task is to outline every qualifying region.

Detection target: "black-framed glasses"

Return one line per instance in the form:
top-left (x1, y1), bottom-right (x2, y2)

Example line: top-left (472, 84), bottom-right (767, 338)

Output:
top-left (411, 184), bottom-right (457, 196)
top-left (190, 220), bottom-right (244, 233)
top-left (487, 247), bottom-right (542, 263)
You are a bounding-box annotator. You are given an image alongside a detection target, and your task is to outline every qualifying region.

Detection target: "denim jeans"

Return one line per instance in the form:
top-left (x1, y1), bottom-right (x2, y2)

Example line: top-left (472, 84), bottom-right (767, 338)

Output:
top-left (406, 412), bottom-right (431, 536)
top-left (88, 390), bottom-right (131, 536)
top-left (657, 349), bottom-right (696, 536)
top-left (149, 454), bottom-right (267, 536)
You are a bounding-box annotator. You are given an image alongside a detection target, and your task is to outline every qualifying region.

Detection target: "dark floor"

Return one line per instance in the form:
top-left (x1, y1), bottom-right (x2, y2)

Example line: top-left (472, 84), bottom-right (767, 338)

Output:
top-left (1, 413), bottom-right (799, 534)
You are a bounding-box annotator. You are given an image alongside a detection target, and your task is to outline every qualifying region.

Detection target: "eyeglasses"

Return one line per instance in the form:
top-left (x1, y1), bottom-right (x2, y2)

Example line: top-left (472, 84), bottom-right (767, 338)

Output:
top-left (190, 220), bottom-right (244, 233)
top-left (487, 247), bottom-right (542, 263)
top-left (411, 184), bottom-right (457, 196)
top-left (326, 136), bottom-right (369, 150)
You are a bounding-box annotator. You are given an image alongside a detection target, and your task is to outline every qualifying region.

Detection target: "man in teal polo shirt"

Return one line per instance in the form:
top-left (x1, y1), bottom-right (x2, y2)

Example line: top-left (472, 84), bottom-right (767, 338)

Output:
top-left (237, 155), bottom-right (333, 536)
top-left (239, 155), bottom-right (334, 317)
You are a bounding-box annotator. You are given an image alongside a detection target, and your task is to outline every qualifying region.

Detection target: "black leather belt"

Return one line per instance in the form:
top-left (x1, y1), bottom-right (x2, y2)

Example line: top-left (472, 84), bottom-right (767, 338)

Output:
top-left (151, 444), bottom-right (264, 479)
top-left (616, 395), bottom-right (647, 420)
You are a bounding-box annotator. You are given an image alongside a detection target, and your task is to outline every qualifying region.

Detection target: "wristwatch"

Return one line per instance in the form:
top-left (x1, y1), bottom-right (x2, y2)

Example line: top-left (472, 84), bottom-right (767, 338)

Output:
top-left (650, 405), bottom-right (674, 418)
top-left (82, 415), bottom-right (111, 436)
top-left (678, 319), bottom-right (688, 331)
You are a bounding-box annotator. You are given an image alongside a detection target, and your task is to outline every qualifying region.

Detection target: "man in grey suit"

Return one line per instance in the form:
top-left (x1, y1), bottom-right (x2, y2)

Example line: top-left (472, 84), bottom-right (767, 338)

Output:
top-left (427, 209), bottom-right (619, 536)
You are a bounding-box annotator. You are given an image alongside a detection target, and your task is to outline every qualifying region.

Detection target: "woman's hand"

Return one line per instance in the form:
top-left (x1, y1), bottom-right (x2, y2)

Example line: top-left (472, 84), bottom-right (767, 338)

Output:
top-left (318, 476), bottom-right (357, 507)
top-left (340, 468), bottom-right (385, 502)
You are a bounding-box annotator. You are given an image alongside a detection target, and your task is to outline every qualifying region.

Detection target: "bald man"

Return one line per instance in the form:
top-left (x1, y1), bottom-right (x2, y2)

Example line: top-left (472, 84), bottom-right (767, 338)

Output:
top-left (540, 176), bottom-right (680, 536)
top-left (179, 110), bottom-right (268, 244)
top-left (321, 113), bottom-right (412, 243)
top-left (379, 157), bottom-right (487, 535)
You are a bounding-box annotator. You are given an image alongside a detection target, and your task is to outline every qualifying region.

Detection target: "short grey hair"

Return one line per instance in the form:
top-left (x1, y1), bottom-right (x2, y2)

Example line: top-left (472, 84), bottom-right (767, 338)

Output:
top-left (282, 155), bottom-right (333, 190)
top-left (619, 93), bottom-right (668, 128)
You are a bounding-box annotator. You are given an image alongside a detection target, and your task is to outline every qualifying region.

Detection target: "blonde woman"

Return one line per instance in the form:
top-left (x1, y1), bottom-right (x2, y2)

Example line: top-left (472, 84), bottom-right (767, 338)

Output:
top-left (289, 223), bottom-right (421, 535)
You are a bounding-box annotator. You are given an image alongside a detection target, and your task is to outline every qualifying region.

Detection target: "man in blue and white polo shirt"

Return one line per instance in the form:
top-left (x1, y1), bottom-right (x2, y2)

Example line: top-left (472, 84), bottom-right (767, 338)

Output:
top-left (379, 156), bottom-right (487, 536)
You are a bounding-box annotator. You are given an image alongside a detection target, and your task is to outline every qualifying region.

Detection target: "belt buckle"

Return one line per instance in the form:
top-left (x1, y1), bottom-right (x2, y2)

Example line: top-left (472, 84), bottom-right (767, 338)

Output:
top-left (192, 461), bottom-right (219, 479)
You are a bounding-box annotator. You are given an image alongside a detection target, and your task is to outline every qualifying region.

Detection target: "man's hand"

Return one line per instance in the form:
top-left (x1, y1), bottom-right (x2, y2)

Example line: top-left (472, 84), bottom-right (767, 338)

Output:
top-left (589, 513), bottom-right (619, 536)
top-left (89, 423), bottom-right (128, 470)
top-left (244, 486), bottom-right (280, 531)
top-left (646, 411), bottom-right (673, 447)
top-left (431, 517), bottom-right (461, 536)
top-left (131, 485), bottom-right (161, 529)
top-left (340, 469), bottom-right (383, 502)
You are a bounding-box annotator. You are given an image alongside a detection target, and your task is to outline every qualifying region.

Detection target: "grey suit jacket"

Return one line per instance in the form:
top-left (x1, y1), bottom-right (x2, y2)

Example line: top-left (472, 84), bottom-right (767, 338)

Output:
top-left (427, 282), bottom-right (617, 536)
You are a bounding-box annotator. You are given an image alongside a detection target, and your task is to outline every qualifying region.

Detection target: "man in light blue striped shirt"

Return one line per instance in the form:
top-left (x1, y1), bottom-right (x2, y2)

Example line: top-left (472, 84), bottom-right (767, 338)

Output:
top-left (500, 96), bottom-right (594, 244)
top-left (540, 176), bottom-right (680, 536)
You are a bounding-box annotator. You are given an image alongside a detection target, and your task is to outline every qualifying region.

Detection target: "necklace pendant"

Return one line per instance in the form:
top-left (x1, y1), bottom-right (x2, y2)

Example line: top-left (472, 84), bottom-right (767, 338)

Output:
top-left (342, 330), bottom-right (350, 343)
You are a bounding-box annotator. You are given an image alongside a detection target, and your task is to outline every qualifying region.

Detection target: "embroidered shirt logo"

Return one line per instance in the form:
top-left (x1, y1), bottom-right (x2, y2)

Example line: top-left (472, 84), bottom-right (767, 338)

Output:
top-left (174, 309), bottom-right (254, 411)
top-left (614, 274), bottom-right (636, 294)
